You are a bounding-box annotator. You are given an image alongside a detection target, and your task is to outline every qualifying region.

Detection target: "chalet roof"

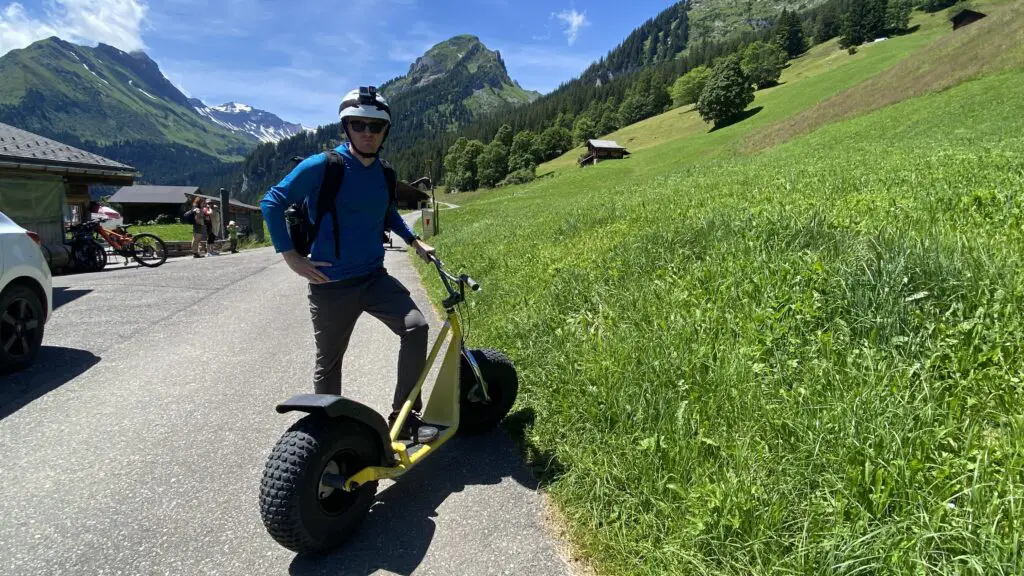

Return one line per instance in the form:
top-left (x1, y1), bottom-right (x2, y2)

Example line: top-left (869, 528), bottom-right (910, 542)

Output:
top-left (195, 194), bottom-right (259, 211)
top-left (950, 8), bottom-right (987, 30)
top-left (0, 122), bottom-right (137, 182)
top-left (951, 8), bottom-right (986, 21)
top-left (409, 176), bottom-right (433, 189)
top-left (586, 139), bottom-right (627, 150)
top-left (108, 185), bottom-right (259, 211)
top-left (109, 185), bottom-right (199, 204)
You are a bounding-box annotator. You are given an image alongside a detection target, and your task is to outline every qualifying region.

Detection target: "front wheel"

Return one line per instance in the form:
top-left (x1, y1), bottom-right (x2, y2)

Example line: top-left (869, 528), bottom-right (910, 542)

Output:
top-left (259, 417), bottom-right (382, 554)
top-left (131, 233), bottom-right (167, 267)
top-left (458, 348), bottom-right (519, 435)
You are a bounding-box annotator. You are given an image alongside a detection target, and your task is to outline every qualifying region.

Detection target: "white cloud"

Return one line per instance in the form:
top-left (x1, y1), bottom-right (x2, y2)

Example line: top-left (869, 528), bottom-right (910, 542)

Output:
top-left (553, 8), bottom-right (589, 46)
top-left (0, 0), bottom-right (147, 56)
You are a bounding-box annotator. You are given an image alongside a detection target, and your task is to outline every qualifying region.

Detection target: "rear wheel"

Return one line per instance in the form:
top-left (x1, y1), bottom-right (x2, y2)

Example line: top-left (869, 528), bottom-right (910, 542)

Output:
top-left (260, 416), bottom-right (382, 554)
top-left (0, 285), bottom-right (45, 374)
top-left (131, 233), bottom-right (167, 267)
top-left (458, 348), bottom-right (519, 435)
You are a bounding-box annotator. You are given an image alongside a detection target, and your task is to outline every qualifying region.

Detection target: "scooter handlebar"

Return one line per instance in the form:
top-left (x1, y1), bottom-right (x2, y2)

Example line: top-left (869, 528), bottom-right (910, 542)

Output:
top-left (428, 254), bottom-right (481, 297)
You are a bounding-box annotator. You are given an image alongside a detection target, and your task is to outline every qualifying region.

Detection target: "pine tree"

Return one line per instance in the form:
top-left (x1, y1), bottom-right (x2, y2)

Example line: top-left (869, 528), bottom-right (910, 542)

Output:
top-left (775, 10), bottom-right (808, 58)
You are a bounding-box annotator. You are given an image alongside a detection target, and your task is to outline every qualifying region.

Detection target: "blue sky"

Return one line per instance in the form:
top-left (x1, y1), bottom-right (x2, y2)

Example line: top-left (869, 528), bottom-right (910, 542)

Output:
top-left (0, 0), bottom-right (678, 128)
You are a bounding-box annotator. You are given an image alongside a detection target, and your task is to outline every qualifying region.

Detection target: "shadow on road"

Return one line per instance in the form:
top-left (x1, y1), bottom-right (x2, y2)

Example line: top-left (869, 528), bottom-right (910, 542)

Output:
top-left (0, 346), bottom-right (101, 420)
top-left (52, 287), bottom-right (92, 311)
top-left (288, 425), bottom-right (544, 576)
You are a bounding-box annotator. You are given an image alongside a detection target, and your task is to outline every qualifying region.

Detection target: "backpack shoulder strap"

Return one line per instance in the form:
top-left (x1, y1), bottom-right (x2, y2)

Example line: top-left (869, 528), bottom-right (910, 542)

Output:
top-left (379, 159), bottom-right (399, 233)
top-left (380, 159), bottom-right (398, 204)
top-left (312, 150), bottom-right (345, 257)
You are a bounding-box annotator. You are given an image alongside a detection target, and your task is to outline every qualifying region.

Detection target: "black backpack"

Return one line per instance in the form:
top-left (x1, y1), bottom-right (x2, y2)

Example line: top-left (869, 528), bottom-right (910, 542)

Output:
top-left (183, 207), bottom-right (197, 225)
top-left (284, 150), bottom-right (398, 257)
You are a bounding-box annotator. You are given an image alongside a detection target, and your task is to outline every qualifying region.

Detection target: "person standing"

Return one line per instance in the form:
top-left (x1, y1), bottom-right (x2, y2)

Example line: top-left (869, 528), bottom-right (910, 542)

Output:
top-left (260, 86), bottom-right (439, 444)
top-left (190, 198), bottom-right (206, 258)
top-left (226, 220), bottom-right (239, 254)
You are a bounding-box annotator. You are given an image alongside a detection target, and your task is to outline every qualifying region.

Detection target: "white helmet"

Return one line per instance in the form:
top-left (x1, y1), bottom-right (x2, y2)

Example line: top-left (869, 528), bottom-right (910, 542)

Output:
top-left (338, 86), bottom-right (391, 124)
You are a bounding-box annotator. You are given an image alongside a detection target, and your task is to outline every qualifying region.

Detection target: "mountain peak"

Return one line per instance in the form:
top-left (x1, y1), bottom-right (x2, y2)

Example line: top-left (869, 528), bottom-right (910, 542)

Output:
top-left (382, 34), bottom-right (527, 99)
top-left (211, 102), bottom-right (253, 114)
top-left (191, 100), bottom-right (303, 143)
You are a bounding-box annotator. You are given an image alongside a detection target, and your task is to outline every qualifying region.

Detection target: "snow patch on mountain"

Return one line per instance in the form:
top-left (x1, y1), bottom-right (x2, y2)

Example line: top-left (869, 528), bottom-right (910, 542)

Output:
top-left (211, 102), bottom-right (253, 113)
top-left (190, 100), bottom-right (303, 143)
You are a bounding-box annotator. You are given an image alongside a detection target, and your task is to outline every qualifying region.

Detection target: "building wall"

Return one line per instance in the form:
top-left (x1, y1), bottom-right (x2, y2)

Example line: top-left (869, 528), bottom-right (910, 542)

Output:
top-left (0, 172), bottom-right (66, 245)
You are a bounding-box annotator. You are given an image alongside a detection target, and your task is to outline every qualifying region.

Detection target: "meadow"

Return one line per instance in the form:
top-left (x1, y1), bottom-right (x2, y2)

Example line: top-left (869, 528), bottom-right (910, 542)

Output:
top-left (414, 3), bottom-right (1024, 573)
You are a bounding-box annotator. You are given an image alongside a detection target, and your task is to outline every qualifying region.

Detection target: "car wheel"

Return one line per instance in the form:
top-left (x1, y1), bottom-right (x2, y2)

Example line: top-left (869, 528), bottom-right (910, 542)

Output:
top-left (0, 285), bottom-right (45, 374)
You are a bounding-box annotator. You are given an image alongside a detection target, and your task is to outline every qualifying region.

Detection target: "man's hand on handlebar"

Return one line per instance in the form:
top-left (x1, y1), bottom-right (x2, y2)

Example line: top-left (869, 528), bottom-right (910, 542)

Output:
top-left (411, 238), bottom-right (436, 263)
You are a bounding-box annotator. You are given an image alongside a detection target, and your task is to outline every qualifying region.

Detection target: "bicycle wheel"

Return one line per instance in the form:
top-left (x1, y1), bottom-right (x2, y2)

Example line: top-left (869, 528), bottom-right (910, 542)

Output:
top-left (72, 240), bottom-right (105, 272)
top-left (131, 233), bottom-right (167, 267)
top-left (90, 241), bottom-right (108, 271)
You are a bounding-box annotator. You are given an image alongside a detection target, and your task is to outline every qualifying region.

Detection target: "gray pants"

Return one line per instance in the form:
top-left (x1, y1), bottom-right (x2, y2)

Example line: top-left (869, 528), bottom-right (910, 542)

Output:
top-left (308, 267), bottom-right (429, 413)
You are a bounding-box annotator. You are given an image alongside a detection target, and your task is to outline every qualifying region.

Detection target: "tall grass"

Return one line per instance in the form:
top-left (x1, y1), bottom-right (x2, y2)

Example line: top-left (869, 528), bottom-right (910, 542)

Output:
top-left (417, 68), bottom-right (1024, 574)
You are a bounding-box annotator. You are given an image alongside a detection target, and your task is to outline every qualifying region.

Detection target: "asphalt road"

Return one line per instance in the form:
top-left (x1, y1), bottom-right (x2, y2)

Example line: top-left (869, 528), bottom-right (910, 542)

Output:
top-left (0, 236), bottom-right (572, 575)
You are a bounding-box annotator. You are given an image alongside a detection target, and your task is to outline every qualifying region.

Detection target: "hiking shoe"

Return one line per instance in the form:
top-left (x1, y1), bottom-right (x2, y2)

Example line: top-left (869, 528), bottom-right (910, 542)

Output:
top-left (388, 410), bottom-right (439, 444)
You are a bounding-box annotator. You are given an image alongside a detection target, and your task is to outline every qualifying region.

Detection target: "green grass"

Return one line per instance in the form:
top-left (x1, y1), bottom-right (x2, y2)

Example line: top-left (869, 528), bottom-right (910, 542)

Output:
top-left (132, 222), bottom-right (272, 249)
top-left (416, 5), bottom-right (1024, 574)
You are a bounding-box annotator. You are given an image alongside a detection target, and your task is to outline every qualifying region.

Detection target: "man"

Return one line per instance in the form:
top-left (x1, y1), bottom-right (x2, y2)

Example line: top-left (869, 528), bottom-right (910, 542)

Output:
top-left (260, 86), bottom-right (439, 444)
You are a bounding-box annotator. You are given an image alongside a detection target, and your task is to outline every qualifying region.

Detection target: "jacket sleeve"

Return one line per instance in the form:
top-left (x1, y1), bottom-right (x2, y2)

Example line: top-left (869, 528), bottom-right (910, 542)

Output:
top-left (386, 205), bottom-right (417, 244)
top-left (260, 154), bottom-right (325, 253)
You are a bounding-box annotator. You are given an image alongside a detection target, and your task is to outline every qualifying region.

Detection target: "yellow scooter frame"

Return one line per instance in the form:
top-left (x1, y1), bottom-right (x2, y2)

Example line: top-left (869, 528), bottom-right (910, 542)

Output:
top-left (342, 307), bottom-right (468, 490)
top-left (341, 253), bottom-right (496, 491)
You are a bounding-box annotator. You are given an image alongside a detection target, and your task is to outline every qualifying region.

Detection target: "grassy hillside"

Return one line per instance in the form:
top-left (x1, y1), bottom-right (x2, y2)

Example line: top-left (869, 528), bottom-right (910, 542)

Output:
top-left (688, 0), bottom-right (829, 43)
top-left (415, 2), bottom-right (1024, 574)
top-left (0, 38), bottom-right (252, 160)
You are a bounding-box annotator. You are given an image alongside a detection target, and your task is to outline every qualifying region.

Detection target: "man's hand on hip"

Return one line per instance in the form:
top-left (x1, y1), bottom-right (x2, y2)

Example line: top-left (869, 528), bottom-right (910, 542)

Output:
top-left (282, 250), bottom-right (331, 284)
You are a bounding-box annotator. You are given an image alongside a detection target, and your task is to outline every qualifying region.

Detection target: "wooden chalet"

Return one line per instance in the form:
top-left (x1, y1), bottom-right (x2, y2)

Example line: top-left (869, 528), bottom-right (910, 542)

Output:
top-left (578, 139), bottom-right (630, 166)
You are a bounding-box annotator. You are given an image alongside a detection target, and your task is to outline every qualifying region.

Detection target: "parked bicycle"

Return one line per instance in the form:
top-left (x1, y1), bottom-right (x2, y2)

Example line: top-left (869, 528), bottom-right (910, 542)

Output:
top-left (67, 220), bottom-right (107, 272)
top-left (67, 218), bottom-right (167, 271)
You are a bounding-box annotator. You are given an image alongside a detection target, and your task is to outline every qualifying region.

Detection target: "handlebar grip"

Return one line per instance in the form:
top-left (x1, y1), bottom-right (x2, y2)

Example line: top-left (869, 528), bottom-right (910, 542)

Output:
top-left (465, 276), bottom-right (480, 291)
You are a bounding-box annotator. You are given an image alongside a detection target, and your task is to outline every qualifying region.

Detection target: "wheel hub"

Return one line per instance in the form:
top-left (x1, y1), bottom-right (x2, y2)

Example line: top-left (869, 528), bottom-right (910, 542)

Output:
top-left (2, 297), bottom-right (36, 356)
top-left (319, 461), bottom-right (340, 500)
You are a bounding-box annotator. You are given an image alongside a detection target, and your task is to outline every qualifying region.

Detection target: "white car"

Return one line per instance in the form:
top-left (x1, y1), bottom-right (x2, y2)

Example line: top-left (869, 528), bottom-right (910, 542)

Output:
top-left (0, 210), bottom-right (52, 374)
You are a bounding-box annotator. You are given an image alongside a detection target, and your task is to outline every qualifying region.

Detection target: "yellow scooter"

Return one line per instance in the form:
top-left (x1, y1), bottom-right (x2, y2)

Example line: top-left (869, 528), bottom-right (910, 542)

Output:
top-left (259, 255), bottom-right (518, 554)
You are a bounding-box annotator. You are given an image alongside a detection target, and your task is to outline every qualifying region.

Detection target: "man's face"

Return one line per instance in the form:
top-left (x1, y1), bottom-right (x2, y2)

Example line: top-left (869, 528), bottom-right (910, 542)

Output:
top-left (346, 116), bottom-right (388, 154)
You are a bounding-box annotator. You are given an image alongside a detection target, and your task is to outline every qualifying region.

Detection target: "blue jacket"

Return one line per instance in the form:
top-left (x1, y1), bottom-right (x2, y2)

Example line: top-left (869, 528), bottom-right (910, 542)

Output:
top-left (260, 143), bottom-right (416, 281)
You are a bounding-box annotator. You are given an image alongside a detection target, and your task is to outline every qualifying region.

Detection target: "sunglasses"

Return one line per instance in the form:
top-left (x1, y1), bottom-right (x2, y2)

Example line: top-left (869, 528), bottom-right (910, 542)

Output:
top-left (347, 119), bottom-right (387, 134)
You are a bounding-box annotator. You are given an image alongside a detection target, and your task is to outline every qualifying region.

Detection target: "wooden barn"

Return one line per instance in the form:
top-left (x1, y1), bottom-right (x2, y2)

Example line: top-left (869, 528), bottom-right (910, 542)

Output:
top-left (578, 139), bottom-right (631, 166)
top-left (951, 9), bottom-right (986, 30)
